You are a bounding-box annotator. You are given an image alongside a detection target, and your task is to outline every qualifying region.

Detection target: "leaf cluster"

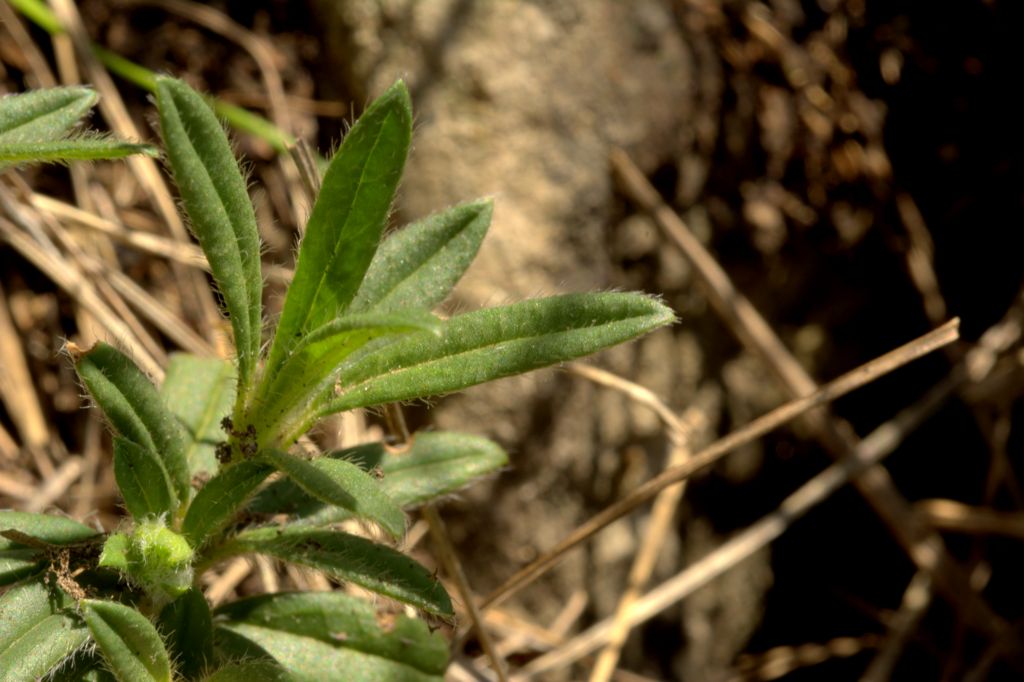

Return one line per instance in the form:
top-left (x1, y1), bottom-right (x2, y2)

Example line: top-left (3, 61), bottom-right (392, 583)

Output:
top-left (0, 78), bottom-right (673, 680)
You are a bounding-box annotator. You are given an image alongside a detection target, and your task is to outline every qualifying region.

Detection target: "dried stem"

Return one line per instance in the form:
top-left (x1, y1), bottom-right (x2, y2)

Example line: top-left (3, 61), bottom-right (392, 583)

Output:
top-left (611, 147), bottom-right (1002, 637)
top-left (482, 319), bottom-right (960, 612)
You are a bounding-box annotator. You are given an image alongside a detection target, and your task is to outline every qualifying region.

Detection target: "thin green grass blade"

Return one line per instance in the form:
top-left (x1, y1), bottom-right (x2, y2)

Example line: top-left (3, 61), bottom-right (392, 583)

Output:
top-left (0, 86), bottom-right (95, 143)
top-left (0, 579), bottom-right (88, 681)
top-left (215, 591), bottom-right (447, 680)
top-left (157, 588), bottom-right (213, 681)
top-left (262, 450), bottom-right (405, 539)
top-left (83, 599), bottom-right (171, 682)
top-left (160, 353), bottom-right (236, 478)
top-left (75, 342), bottom-right (190, 504)
top-left (182, 460), bottom-right (274, 548)
top-left (349, 199), bottom-right (493, 313)
top-left (324, 292), bottom-right (676, 413)
top-left (264, 80), bottom-right (412, 380)
top-left (113, 437), bottom-right (177, 520)
top-left (156, 77), bottom-right (262, 400)
top-left (252, 311), bottom-right (438, 444)
top-left (231, 527), bottom-right (452, 616)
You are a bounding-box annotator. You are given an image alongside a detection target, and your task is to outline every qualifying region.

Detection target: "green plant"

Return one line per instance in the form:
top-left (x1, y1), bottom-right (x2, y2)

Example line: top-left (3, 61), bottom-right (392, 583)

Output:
top-left (0, 85), bottom-right (155, 166)
top-left (0, 77), bottom-right (673, 681)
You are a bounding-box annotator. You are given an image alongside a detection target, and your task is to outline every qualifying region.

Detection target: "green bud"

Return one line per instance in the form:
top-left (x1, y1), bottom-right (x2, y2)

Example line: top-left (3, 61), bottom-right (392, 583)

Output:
top-left (102, 519), bottom-right (194, 605)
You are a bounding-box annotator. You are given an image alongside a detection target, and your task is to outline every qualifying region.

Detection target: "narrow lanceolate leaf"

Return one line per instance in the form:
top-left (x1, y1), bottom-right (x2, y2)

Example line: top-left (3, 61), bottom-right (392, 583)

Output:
top-left (265, 80), bottom-right (412, 379)
top-left (0, 86), bottom-right (96, 143)
top-left (325, 292), bottom-right (676, 413)
top-left (249, 433), bottom-right (507, 527)
top-left (262, 450), bottom-right (405, 539)
top-left (160, 353), bottom-right (236, 478)
top-left (232, 527), bottom-right (452, 616)
top-left (0, 511), bottom-right (99, 546)
top-left (0, 579), bottom-right (89, 681)
top-left (252, 312), bottom-right (439, 443)
top-left (75, 342), bottom-right (190, 504)
top-left (157, 588), bottom-right (213, 681)
top-left (373, 431), bottom-right (507, 507)
top-left (182, 460), bottom-right (273, 548)
top-left (216, 591), bottom-right (448, 677)
top-left (83, 600), bottom-right (171, 682)
top-left (349, 199), bottom-right (494, 313)
top-left (156, 77), bottom-right (262, 398)
top-left (0, 138), bottom-right (156, 165)
top-left (113, 438), bottom-right (176, 520)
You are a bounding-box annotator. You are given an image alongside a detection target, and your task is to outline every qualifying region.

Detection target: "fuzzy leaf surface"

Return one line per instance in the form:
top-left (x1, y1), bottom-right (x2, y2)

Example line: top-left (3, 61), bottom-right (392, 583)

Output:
top-left (0, 86), bottom-right (95, 143)
top-left (156, 77), bottom-right (262, 397)
top-left (157, 588), bottom-right (213, 681)
top-left (83, 599), bottom-right (171, 682)
top-left (231, 527), bottom-right (451, 615)
top-left (0, 579), bottom-right (88, 681)
top-left (265, 80), bottom-right (412, 379)
top-left (182, 460), bottom-right (274, 548)
top-left (0, 511), bottom-right (99, 546)
top-left (160, 353), bottom-right (235, 478)
top-left (253, 312), bottom-right (438, 443)
top-left (0, 513), bottom-right (100, 585)
top-left (249, 433), bottom-right (507, 526)
top-left (0, 138), bottom-right (156, 165)
top-left (202, 662), bottom-right (290, 682)
top-left (215, 625), bottom-right (441, 682)
top-left (325, 292), bottom-right (676, 413)
top-left (215, 591), bottom-right (447, 676)
top-left (113, 437), bottom-right (176, 520)
top-left (349, 199), bottom-right (493, 313)
top-left (262, 450), bottom-right (404, 538)
top-left (75, 342), bottom-right (190, 503)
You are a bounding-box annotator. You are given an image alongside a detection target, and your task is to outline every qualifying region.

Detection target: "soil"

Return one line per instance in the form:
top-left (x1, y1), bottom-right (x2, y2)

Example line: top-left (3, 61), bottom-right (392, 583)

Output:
top-left (1, 1), bottom-right (1022, 680)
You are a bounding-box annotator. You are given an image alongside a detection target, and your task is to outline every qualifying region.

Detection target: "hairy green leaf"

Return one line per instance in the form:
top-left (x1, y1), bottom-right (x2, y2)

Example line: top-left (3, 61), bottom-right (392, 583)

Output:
top-left (231, 527), bottom-right (451, 616)
top-left (215, 626), bottom-right (440, 682)
top-left (156, 77), bottom-right (262, 400)
top-left (325, 292), bottom-right (676, 413)
top-left (83, 599), bottom-right (171, 682)
top-left (0, 579), bottom-right (88, 681)
top-left (182, 460), bottom-right (273, 548)
top-left (113, 437), bottom-right (176, 520)
top-left (98, 533), bottom-right (130, 573)
top-left (0, 513), bottom-right (100, 585)
top-left (160, 353), bottom-right (236, 478)
top-left (75, 342), bottom-right (190, 504)
top-left (158, 588), bottom-right (213, 681)
top-left (215, 591), bottom-right (447, 676)
top-left (253, 311), bottom-right (439, 444)
top-left (349, 199), bottom-right (493, 313)
top-left (0, 138), bottom-right (156, 165)
top-left (0, 86), bottom-right (96, 143)
top-left (202, 661), bottom-right (290, 682)
top-left (0, 511), bottom-right (99, 546)
top-left (249, 433), bottom-right (507, 527)
top-left (265, 80), bottom-right (412, 380)
top-left (262, 450), bottom-right (405, 539)
top-left (0, 548), bottom-right (40, 586)
top-left (374, 431), bottom-right (508, 506)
